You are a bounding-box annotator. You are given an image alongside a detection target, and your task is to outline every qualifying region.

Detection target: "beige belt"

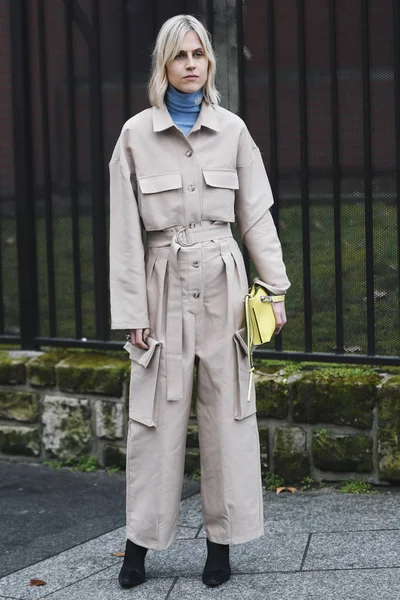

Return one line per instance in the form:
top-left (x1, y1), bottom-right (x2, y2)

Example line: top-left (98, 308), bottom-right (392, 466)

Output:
top-left (147, 221), bottom-right (233, 401)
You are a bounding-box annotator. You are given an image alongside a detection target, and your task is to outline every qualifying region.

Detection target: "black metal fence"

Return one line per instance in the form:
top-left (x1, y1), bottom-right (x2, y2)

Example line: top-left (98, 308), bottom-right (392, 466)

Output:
top-left (1, 0), bottom-right (399, 365)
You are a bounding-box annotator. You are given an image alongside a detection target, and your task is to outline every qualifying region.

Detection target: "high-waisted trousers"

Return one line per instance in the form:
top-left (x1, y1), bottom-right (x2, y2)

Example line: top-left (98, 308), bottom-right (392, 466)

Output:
top-left (125, 225), bottom-right (264, 550)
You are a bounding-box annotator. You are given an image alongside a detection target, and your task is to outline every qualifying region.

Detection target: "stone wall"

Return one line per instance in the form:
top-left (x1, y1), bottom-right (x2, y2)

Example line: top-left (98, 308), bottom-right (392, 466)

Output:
top-left (1, 349), bottom-right (400, 484)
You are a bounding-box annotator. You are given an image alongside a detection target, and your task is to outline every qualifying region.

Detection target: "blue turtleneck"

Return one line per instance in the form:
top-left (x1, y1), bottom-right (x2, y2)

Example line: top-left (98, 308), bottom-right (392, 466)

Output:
top-left (166, 85), bottom-right (203, 136)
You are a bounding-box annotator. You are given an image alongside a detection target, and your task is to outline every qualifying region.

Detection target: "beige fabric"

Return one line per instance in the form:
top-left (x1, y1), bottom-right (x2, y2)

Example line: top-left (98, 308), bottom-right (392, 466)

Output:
top-left (109, 101), bottom-right (290, 549)
top-left (125, 238), bottom-right (263, 549)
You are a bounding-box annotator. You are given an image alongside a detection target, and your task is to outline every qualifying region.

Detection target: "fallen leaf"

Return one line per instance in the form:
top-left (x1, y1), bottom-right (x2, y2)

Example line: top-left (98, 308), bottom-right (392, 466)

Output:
top-left (29, 579), bottom-right (47, 587)
top-left (112, 551), bottom-right (125, 557)
top-left (276, 486), bottom-right (297, 495)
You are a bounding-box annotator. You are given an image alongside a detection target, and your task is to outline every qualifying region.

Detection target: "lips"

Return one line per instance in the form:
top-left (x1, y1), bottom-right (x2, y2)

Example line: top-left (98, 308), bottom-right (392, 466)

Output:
top-left (184, 75), bottom-right (198, 79)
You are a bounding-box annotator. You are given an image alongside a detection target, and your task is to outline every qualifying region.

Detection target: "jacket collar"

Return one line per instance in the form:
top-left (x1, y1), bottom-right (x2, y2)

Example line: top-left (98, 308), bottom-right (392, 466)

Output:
top-left (152, 101), bottom-right (221, 133)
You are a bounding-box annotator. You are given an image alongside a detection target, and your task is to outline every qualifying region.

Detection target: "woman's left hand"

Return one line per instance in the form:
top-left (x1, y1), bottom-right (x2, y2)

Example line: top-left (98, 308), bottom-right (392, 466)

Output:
top-left (272, 301), bottom-right (287, 335)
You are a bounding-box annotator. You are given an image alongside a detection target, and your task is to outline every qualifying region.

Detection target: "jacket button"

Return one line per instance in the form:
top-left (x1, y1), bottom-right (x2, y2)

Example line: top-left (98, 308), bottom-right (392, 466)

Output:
top-left (188, 184), bottom-right (195, 192)
top-left (185, 150), bottom-right (193, 157)
top-left (192, 261), bottom-right (199, 268)
top-left (193, 292), bottom-right (200, 298)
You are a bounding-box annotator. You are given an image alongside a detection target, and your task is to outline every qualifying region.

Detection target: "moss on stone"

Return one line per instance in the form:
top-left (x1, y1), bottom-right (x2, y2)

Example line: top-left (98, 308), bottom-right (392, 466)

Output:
top-left (27, 349), bottom-right (71, 387)
top-left (312, 430), bottom-right (373, 473)
top-left (42, 396), bottom-right (93, 460)
top-left (291, 369), bottom-right (379, 429)
top-left (0, 390), bottom-right (39, 422)
top-left (273, 426), bottom-right (309, 482)
top-left (254, 360), bottom-right (290, 375)
top-left (0, 352), bottom-right (28, 385)
top-left (95, 400), bottom-right (124, 440)
top-left (0, 425), bottom-right (40, 456)
top-left (258, 426), bottom-right (270, 479)
top-left (102, 444), bottom-right (126, 469)
top-left (258, 425), bottom-right (269, 456)
top-left (185, 448), bottom-right (200, 475)
top-left (186, 425), bottom-right (199, 448)
top-left (256, 375), bottom-right (288, 419)
top-left (56, 353), bottom-right (129, 397)
top-left (378, 376), bottom-right (400, 481)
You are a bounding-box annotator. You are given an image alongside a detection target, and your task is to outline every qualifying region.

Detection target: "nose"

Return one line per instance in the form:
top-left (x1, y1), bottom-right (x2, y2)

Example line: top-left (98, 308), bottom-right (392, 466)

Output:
top-left (186, 54), bottom-right (195, 69)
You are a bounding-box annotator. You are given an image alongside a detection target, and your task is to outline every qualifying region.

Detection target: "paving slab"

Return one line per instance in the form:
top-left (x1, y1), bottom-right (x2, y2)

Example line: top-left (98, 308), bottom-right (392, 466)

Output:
top-left (0, 460), bottom-right (199, 578)
top-left (304, 530), bottom-right (400, 571)
top-left (144, 534), bottom-right (308, 578)
top-left (261, 490), bottom-right (400, 534)
top-left (31, 565), bottom-right (175, 600)
top-left (169, 568), bottom-right (400, 600)
top-left (0, 524), bottom-right (202, 600)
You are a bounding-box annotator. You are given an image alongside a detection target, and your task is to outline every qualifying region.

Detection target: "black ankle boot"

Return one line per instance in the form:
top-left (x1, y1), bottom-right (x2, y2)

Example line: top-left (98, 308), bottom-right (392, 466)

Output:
top-left (202, 538), bottom-right (231, 587)
top-left (118, 539), bottom-right (148, 588)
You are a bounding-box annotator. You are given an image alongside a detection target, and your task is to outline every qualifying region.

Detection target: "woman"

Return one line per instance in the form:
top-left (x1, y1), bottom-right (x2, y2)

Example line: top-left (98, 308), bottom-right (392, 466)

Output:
top-left (109, 14), bottom-right (290, 589)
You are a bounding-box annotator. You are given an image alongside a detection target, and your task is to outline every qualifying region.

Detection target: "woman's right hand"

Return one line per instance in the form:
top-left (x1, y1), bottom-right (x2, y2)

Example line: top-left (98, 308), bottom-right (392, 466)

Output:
top-left (129, 328), bottom-right (150, 350)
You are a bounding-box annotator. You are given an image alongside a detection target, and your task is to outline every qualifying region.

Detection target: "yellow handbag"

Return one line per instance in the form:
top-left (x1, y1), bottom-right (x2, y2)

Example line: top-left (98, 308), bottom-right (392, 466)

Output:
top-left (244, 280), bottom-right (285, 402)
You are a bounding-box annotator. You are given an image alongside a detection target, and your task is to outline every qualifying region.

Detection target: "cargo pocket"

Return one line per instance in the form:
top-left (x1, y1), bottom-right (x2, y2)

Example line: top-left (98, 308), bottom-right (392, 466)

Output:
top-left (233, 327), bottom-right (256, 420)
top-left (202, 168), bottom-right (238, 222)
top-left (137, 172), bottom-right (182, 230)
top-left (124, 337), bottom-right (161, 427)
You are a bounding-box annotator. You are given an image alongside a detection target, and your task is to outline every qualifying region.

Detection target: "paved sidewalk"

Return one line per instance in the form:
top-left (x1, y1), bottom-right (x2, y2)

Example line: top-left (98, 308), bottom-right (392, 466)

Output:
top-left (1, 475), bottom-right (400, 600)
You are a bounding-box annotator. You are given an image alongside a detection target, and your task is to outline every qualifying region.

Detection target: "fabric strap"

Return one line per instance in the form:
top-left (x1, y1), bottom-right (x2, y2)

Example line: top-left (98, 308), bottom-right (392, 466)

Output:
top-left (147, 222), bottom-right (233, 401)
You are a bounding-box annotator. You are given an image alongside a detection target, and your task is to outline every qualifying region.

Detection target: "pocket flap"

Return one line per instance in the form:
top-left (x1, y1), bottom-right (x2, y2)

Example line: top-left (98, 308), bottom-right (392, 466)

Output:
top-left (234, 327), bottom-right (249, 355)
top-left (202, 169), bottom-right (239, 190)
top-left (124, 336), bottom-right (160, 367)
top-left (137, 173), bottom-right (182, 194)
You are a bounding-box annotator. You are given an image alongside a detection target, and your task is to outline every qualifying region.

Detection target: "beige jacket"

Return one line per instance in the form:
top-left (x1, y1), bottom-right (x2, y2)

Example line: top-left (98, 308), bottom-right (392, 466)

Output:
top-left (109, 101), bottom-right (290, 330)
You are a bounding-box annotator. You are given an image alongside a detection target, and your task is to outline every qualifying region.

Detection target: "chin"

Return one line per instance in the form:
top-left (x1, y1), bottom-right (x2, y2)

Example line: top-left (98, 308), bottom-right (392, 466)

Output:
top-left (182, 81), bottom-right (202, 93)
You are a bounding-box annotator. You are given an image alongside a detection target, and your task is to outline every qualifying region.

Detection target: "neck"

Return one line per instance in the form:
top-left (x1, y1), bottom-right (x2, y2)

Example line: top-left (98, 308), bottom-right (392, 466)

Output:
top-left (165, 85), bottom-right (203, 136)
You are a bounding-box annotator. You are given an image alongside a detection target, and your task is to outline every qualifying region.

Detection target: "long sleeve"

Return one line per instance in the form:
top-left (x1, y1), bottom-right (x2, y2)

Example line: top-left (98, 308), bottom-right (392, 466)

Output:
top-left (235, 126), bottom-right (291, 295)
top-left (109, 130), bottom-right (149, 330)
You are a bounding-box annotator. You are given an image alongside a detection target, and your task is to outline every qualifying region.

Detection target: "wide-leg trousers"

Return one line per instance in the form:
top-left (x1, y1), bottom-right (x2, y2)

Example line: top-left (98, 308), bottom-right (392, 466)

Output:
top-left (125, 235), bottom-right (264, 550)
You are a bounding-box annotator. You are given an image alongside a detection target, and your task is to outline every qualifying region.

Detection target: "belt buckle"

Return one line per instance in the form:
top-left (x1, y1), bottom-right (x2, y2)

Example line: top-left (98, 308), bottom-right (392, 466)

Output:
top-left (176, 222), bottom-right (196, 247)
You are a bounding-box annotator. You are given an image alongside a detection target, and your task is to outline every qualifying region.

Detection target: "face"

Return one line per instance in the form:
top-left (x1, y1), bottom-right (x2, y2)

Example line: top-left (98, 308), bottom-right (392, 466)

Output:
top-left (166, 31), bottom-right (209, 94)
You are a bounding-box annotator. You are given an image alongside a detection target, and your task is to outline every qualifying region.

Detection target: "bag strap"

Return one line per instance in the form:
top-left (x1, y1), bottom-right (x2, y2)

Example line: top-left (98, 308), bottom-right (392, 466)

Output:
top-left (244, 288), bottom-right (285, 403)
top-left (244, 294), bottom-right (255, 403)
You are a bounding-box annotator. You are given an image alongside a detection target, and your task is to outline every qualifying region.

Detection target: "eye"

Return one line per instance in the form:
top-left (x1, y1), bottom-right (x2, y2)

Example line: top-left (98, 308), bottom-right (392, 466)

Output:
top-left (194, 51), bottom-right (204, 57)
top-left (175, 52), bottom-right (185, 60)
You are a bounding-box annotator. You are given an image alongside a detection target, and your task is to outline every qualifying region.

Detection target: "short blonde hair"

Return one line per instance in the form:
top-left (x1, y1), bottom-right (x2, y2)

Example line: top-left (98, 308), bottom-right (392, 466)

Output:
top-left (148, 14), bottom-right (220, 108)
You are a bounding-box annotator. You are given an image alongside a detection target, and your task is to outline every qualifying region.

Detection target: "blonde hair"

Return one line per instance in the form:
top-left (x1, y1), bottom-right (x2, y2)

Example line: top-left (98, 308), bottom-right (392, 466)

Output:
top-left (148, 14), bottom-right (220, 107)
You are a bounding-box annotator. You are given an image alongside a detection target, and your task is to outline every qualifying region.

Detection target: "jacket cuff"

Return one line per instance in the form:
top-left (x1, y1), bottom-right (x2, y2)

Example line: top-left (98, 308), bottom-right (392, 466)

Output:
top-left (111, 322), bottom-right (150, 331)
top-left (253, 277), bottom-right (288, 297)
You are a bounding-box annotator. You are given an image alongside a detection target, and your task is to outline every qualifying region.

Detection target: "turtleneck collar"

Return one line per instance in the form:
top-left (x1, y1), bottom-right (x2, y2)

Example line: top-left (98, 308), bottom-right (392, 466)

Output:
top-left (165, 85), bottom-right (203, 136)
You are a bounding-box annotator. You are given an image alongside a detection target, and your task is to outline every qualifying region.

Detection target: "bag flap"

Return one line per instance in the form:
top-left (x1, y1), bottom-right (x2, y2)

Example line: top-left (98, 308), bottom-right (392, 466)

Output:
top-left (124, 336), bottom-right (160, 367)
top-left (202, 169), bottom-right (239, 190)
top-left (137, 172), bottom-right (182, 194)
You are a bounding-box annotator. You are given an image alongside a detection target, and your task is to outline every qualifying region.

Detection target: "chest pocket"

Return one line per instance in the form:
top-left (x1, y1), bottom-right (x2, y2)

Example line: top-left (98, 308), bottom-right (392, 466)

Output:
top-left (137, 172), bottom-right (182, 231)
top-left (202, 168), bottom-right (239, 223)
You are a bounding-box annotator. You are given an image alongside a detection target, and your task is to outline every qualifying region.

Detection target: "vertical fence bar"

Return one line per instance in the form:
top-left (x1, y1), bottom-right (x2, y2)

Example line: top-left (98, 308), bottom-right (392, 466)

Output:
top-left (361, 0), bottom-right (375, 355)
top-left (9, 0), bottom-right (39, 349)
top-left (65, 0), bottom-right (83, 339)
top-left (121, 0), bottom-right (130, 122)
top-left (393, 0), bottom-right (400, 327)
top-left (38, 0), bottom-right (56, 338)
top-left (236, 0), bottom-right (250, 278)
top-left (206, 0), bottom-right (214, 39)
top-left (0, 188), bottom-right (4, 333)
top-left (266, 0), bottom-right (282, 351)
top-left (329, 0), bottom-right (344, 354)
top-left (90, 0), bottom-right (108, 339)
top-left (297, 0), bottom-right (312, 352)
top-left (152, 0), bottom-right (159, 37)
